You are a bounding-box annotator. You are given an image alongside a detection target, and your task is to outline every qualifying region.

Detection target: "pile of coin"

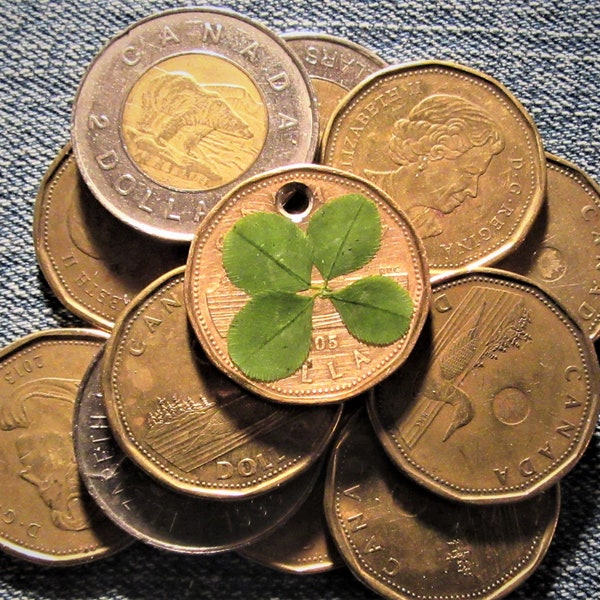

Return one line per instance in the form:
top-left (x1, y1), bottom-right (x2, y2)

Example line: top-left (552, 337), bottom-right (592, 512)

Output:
top-left (0, 6), bottom-right (598, 600)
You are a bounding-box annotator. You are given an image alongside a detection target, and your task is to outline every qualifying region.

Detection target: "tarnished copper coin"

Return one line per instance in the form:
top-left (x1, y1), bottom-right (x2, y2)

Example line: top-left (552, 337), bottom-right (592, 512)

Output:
top-left (321, 60), bottom-right (546, 281)
top-left (185, 165), bottom-right (430, 403)
top-left (102, 266), bottom-right (341, 498)
top-left (369, 269), bottom-right (600, 503)
top-left (0, 329), bottom-right (131, 565)
top-left (33, 144), bottom-right (187, 330)
top-left (325, 409), bottom-right (559, 600)
top-left (238, 459), bottom-right (343, 573)
top-left (283, 32), bottom-right (386, 143)
top-left (72, 7), bottom-right (318, 241)
top-left (76, 352), bottom-right (322, 553)
top-left (498, 153), bottom-right (600, 340)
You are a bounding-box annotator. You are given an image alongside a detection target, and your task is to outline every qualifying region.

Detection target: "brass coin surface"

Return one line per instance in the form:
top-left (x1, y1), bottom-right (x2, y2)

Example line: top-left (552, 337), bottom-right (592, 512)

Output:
top-left (283, 32), bottom-right (386, 143)
top-left (34, 144), bottom-right (188, 331)
top-left (185, 164), bottom-right (430, 403)
top-left (238, 459), bottom-right (343, 574)
top-left (76, 352), bottom-right (322, 553)
top-left (321, 60), bottom-right (546, 281)
top-left (325, 409), bottom-right (560, 600)
top-left (0, 329), bottom-right (131, 565)
top-left (102, 267), bottom-right (341, 498)
top-left (369, 269), bottom-right (600, 503)
top-left (498, 153), bottom-right (600, 341)
top-left (72, 7), bottom-right (318, 242)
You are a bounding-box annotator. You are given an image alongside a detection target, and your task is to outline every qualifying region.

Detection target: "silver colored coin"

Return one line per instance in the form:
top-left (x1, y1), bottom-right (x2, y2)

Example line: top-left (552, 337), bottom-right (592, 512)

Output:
top-left (72, 8), bottom-right (318, 242)
top-left (73, 352), bottom-right (320, 554)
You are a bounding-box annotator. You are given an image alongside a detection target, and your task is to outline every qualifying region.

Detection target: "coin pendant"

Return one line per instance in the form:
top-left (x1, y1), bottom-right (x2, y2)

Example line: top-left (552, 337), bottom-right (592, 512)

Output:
top-left (185, 165), bottom-right (430, 403)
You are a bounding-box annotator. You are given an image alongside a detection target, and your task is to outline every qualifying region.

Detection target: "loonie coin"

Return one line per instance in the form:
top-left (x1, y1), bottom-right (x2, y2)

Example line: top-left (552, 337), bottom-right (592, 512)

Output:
top-left (102, 267), bottom-right (341, 498)
top-left (321, 60), bottom-right (546, 281)
top-left (325, 409), bottom-right (560, 600)
top-left (0, 329), bottom-right (132, 565)
top-left (76, 352), bottom-right (322, 553)
top-left (238, 455), bottom-right (343, 574)
top-left (34, 144), bottom-right (188, 331)
top-left (498, 153), bottom-right (600, 341)
top-left (369, 269), bottom-right (600, 503)
top-left (71, 7), bottom-right (318, 242)
top-left (283, 32), bottom-right (386, 144)
top-left (185, 164), bottom-right (430, 403)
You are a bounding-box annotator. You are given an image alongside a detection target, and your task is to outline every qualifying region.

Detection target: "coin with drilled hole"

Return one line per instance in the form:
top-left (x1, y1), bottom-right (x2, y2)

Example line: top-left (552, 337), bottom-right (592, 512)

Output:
top-left (185, 164), bottom-right (430, 403)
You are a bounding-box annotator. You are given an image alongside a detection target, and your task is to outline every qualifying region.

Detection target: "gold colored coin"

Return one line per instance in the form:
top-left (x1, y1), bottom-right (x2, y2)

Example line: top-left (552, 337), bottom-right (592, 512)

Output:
top-left (121, 53), bottom-right (268, 192)
top-left (185, 165), bottom-right (430, 403)
top-left (0, 329), bottom-right (131, 564)
top-left (34, 144), bottom-right (188, 330)
top-left (283, 33), bottom-right (386, 143)
top-left (325, 409), bottom-right (560, 600)
top-left (238, 458), bottom-right (343, 573)
top-left (76, 351), bottom-right (325, 553)
top-left (72, 7), bottom-right (318, 242)
top-left (369, 269), bottom-right (600, 503)
top-left (498, 153), bottom-right (600, 340)
top-left (102, 267), bottom-right (341, 498)
top-left (321, 60), bottom-right (546, 281)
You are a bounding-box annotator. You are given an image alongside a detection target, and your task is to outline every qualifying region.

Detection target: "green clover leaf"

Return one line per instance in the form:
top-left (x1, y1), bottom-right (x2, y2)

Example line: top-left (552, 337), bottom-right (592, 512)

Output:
top-left (308, 194), bottom-right (381, 281)
top-left (223, 212), bottom-right (312, 295)
top-left (223, 193), bottom-right (414, 382)
top-left (328, 276), bottom-right (414, 345)
top-left (227, 292), bottom-right (313, 381)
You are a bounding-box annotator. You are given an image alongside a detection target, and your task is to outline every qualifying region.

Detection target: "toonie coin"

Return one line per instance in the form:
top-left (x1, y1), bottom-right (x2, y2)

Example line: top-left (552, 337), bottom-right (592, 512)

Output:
top-left (72, 8), bottom-right (318, 241)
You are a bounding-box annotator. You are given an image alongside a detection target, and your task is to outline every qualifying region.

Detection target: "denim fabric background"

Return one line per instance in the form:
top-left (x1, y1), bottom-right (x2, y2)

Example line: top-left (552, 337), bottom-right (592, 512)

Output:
top-left (1, 0), bottom-right (599, 598)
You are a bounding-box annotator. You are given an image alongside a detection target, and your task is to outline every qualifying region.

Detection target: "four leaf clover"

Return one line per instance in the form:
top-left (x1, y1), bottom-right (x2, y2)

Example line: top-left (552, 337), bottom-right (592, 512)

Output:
top-left (222, 193), bottom-right (413, 381)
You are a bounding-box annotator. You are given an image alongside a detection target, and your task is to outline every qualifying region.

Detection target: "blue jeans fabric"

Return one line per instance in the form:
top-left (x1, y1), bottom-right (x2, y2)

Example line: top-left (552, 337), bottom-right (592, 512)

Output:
top-left (1, 0), bottom-right (599, 598)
